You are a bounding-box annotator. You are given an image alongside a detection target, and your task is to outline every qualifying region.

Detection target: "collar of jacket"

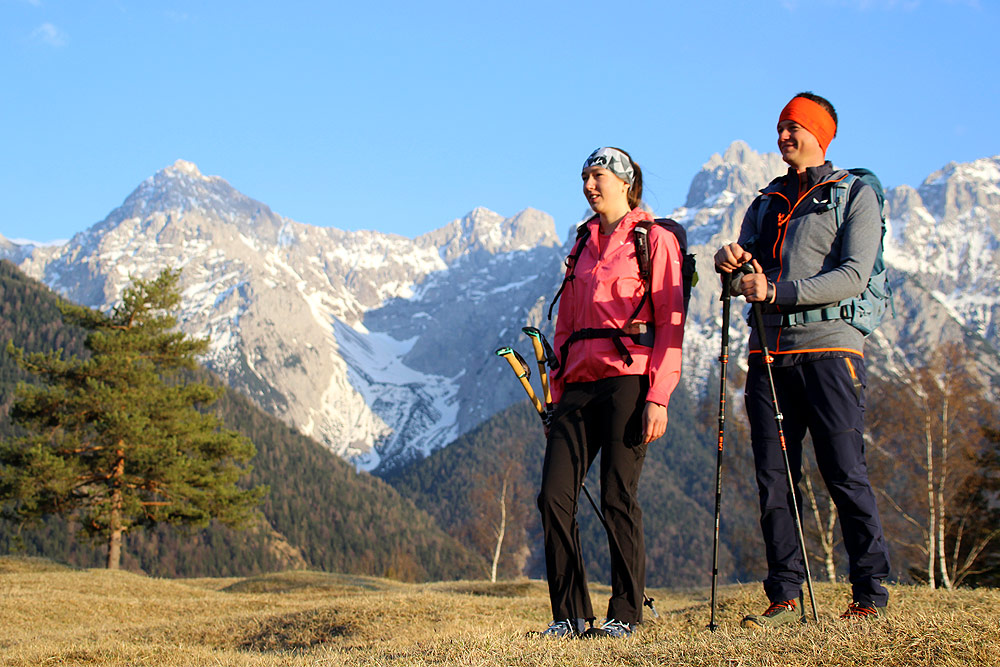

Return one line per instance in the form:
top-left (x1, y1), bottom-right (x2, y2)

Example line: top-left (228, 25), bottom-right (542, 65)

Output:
top-left (586, 206), bottom-right (653, 239)
top-left (781, 160), bottom-right (834, 196)
top-left (760, 161), bottom-right (836, 196)
top-left (584, 207), bottom-right (654, 259)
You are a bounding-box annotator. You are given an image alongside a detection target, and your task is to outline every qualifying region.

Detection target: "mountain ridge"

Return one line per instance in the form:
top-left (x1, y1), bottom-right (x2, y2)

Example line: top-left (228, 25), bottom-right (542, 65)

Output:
top-left (4, 145), bottom-right (998, 473)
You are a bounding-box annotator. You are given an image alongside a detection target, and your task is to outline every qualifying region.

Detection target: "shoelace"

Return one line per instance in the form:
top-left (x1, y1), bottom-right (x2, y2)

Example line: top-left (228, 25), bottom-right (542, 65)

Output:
top-left (841, 602), bottom-right (878, 618)
top-left (764, 600), bottom-right (796, 616)
top-left (542, 620), bottom-right (575, 636)
top-left (600, 619), bottom-right (632, 636)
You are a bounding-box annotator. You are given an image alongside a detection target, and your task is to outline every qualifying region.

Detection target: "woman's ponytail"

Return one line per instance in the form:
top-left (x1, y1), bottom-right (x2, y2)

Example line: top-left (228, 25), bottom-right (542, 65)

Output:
top-left (610, 146), bottom-right (643, 210)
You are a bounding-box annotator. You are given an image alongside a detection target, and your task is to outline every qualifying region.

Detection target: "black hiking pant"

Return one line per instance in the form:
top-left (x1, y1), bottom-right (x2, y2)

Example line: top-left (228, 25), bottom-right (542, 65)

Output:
top-left (745, 356), bottom-right (891, 607)
top-left (537, 375), bottom-right (648, 625)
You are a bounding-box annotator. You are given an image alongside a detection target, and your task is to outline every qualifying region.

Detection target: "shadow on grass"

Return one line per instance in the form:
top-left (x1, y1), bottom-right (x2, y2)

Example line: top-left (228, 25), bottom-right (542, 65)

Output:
top-left (222, 570), bottom-right (399, 595)
top-left (435, 580), bottom-right (542, 598)
top-left (239, 608), bottom-right (352, 652)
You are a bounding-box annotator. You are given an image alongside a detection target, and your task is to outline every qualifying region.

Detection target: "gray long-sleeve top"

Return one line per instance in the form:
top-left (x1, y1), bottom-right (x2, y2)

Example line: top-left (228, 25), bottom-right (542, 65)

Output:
top-left (737, 162), bottom-right (881, 365)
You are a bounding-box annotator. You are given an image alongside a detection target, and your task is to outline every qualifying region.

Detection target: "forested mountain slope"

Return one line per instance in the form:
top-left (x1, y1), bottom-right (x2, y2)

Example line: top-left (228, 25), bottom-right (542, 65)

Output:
top-left (0, 260), bottom-right (481, 580)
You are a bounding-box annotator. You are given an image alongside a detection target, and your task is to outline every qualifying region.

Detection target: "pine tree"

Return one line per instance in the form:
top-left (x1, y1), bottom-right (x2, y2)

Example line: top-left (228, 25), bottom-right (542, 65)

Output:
top-left (0, 269), bottom-right (265, 569)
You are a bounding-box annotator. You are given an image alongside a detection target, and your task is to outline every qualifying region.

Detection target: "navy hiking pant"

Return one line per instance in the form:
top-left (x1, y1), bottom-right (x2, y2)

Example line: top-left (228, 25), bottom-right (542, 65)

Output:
top-left (537, 375), bottom-right (648, 625)
top-left (745, 356), bottom-right (890, 607)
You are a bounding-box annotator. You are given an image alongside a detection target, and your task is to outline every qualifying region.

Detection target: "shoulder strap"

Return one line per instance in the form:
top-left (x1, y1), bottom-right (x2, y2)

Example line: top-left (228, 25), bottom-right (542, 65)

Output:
top-left (636, 218), bottom-right (689, 278)
top-left (775, 169), bottom-right (894, 333)
top-left (547, 224), bottom-right (591, 321)
top-left (828, 171), bottom-right (858, 230)
top-left (633, 220), bottom-right (652, 280)
top-left (628, 217), bottom-right (697, 322)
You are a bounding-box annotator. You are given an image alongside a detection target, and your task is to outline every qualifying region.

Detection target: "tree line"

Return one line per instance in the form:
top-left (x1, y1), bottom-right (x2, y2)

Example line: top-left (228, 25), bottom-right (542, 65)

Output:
top-left (2, 258), bottom-right (996, 588)
top-left (0, 261), bottom-right (482, 580)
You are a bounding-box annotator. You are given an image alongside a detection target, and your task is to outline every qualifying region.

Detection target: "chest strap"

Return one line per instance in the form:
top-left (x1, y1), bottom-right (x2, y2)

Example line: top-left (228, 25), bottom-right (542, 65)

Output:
top-left (756, 305), bottom-right (855, 328)
top-left (554, 323), bottom-right (655, 378)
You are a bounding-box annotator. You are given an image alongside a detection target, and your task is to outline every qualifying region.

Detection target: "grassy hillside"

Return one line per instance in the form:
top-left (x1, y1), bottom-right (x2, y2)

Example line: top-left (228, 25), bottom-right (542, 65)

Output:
top-left (0, 556), bottom-right (997, 666)
top-left (0, 260), bottom-right (482, 581)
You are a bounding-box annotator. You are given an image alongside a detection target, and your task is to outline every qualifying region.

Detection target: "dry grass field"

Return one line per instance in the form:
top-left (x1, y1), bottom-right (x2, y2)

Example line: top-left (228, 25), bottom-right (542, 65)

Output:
top-left (1, 556), bottom-right (998, 667)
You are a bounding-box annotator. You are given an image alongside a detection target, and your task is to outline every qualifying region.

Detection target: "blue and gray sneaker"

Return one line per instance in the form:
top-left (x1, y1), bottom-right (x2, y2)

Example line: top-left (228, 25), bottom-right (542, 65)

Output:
top-left (584, 618), bottom-right (634, 639)
top-left (530, 619), bottom-right (584, 638)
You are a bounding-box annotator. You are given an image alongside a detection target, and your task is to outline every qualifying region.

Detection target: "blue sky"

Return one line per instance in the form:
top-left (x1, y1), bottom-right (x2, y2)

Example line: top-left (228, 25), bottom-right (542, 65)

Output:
top-left (2, 0), bottom-right (997, 243)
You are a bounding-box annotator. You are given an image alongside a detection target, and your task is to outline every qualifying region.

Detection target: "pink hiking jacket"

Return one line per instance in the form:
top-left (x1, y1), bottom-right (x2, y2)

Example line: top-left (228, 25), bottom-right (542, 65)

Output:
top-left (550, 207), bottom-right (684, 410)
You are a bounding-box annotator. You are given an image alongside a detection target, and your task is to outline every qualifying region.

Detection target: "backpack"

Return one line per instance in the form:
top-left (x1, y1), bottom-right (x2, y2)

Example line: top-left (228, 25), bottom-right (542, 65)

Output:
top-left (754, 168), bottom-right (894, 336)
top-left (546, 218), bottom-right (698, 373)
top-left (548, 218), bottom-right (697, 321)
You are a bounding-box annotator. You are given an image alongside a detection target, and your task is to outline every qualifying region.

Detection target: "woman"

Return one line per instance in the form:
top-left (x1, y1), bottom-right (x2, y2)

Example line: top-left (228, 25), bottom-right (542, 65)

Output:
top-left (535, 147), bottom-right (684, 638)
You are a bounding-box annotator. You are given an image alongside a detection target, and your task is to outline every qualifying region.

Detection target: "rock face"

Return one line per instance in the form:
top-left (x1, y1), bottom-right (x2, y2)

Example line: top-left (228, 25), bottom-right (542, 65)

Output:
top-left (6, 149), bottom-right (999, 472)
top-left (8, 160), bottom-right (562, 471)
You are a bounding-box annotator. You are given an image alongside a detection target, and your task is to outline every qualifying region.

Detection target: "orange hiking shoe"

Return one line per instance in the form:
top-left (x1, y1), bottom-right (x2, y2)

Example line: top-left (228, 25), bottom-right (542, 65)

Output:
top-left (840, 602), bottom-right (883, 619)
top-left (740, 599), bottom-right (805, 629)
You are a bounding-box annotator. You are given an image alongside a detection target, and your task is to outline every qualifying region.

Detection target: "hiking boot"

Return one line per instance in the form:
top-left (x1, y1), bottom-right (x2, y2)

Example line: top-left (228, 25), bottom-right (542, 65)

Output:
top-left (840, 602), bottom-right (883, 619)
top-left (740, 599), bottom-right (804, 629)
top-left (529, 619), bottom-right (583, 638)
top-left (583, 618), bottom-right (634, 639)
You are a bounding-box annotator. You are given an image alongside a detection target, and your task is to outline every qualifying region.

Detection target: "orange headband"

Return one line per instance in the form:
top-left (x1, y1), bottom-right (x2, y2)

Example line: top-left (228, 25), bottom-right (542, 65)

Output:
top-left (779, 97), bottom-right (837, 154)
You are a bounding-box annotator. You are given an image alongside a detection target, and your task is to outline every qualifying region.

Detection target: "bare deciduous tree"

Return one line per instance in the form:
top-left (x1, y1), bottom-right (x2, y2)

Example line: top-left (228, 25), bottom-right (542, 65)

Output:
top-left (868, 343), bottom-right (998, 588)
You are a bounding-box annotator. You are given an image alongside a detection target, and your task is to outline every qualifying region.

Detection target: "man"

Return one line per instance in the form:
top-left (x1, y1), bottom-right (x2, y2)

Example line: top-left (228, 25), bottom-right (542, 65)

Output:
top-left (715, 92), bottom-right (891, 628)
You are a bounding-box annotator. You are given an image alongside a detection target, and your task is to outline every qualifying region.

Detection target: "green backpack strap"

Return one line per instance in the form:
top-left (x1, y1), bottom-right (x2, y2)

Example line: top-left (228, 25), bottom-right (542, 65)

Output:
top-left (781, 169), bottom-right (894, 334)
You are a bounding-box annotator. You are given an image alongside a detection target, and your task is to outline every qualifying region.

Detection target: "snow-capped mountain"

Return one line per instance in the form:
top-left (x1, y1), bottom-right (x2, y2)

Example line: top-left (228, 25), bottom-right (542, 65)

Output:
top-left (885, 157), bottom-right (1000, 343)
top-left (0, 233), bottom-right (38, 265)
top-left (671, 144), bottom-right (1000, 392)
top-left (5, 147), bottom-right (998, 472)
top-left (8, 160), bottom-right (562, 470)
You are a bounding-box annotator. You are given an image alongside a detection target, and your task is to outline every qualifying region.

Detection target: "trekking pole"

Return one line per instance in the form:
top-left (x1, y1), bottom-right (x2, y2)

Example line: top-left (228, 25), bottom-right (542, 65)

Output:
top-left (744, 267), bottom-right (820, 624)
top-left (495, 346), bottom-right (545, 419)
top-left (580, 480), bottom-right (659, 619)
top-left (510, 329), bottom-right (659, 620)
top-left (708, 268), bottom-right (742, 632)
top-left (521, 327), bottom-right (558, 406)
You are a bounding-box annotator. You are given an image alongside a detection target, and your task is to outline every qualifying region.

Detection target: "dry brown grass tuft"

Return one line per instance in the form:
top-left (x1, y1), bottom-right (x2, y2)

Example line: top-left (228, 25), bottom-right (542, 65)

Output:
top-left (1, 556), bottom-right (998, 666)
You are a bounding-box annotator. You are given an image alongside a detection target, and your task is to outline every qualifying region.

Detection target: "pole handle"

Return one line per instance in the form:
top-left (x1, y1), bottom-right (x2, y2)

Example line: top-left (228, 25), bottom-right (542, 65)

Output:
top-left (495, 347), bottom-right (545, 415)
top-left (521, 327), bottom-right (553, 405)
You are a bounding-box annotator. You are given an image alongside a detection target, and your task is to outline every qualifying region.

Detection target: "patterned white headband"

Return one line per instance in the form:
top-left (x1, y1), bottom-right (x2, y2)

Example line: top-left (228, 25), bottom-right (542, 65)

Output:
top-left (582, 147), bottom-right (634, 186)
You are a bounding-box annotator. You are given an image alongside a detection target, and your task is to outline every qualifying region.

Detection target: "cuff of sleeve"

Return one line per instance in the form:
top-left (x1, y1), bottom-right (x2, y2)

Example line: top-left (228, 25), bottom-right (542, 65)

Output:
top-left (644, 392), bottom-right (671, 410)
top-left (774, 281), bottom-right (796, 305)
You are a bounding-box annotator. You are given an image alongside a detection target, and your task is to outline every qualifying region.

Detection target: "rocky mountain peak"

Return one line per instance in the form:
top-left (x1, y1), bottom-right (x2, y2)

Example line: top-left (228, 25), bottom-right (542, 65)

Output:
top-left (164, 159), bottom-right (207, 179)
top-left (82, 160), bottom-right (284, 243)
top-left (917, 155), bottom-right (1000, 221)
top-left (10, 146), bottom-right (1000, 474)
top-left (684, 141), bottom-right (787, 209)
top-left (417, 207), bottom-right (559, 263)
